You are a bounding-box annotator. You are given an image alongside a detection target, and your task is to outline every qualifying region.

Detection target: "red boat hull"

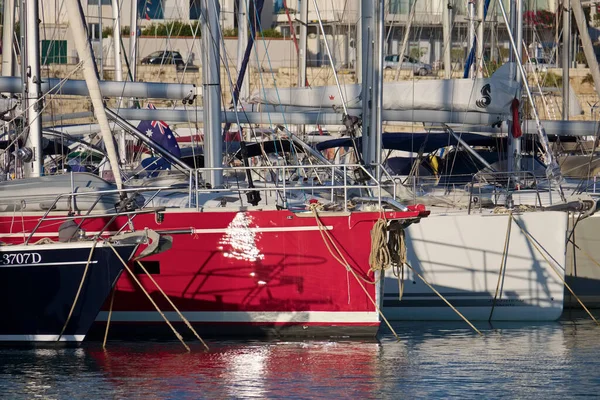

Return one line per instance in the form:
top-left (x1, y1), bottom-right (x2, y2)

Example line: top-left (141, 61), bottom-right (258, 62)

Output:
top-left (0, 207), bottom-right (424, 337)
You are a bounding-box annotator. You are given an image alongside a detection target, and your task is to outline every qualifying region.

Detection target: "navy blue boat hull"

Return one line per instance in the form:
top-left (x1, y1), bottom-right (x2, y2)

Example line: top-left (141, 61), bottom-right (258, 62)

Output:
top-left (0, 243), bottom-right (134, 342)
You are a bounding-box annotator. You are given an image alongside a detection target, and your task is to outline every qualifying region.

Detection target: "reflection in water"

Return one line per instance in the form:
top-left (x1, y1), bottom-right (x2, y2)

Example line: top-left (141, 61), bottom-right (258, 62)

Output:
top-left (1, 318), bottom-right (600, 398)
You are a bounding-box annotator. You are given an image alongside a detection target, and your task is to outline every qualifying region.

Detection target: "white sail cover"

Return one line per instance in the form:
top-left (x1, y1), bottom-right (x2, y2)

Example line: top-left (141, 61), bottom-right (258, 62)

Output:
top-left (248, 63), bottom-right (519, 118)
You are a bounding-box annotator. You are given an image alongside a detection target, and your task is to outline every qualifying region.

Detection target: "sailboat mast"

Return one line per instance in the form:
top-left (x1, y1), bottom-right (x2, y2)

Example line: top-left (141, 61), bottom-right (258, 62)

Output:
top-left (23, 0), bottom-right (43, 177)
top-left (497, 0), bottom-right (564, 197)
top-left (562, 0), bottom-right (570, 120)
top-left (468, 0), bottom-right (476, 77)
top-left (298, 0), bottom-right (308, 88)
top-left (97, 0), bottom-right (103, 77)
top-left (236, 0), bottom-right (249, 100)
top-left (507, 0), bottom-right (522, 174)
top-left (395, 0), bottom-right (418, 81)
top-left (572, 0), bottom-right (600, 100)
top-left (129, 0), bottom-right (138, 82)
top-left (2, 0), bottom-right (16, 78)
top-left (443, 0), bottom-right (453, 79)
top-left (111, 0), bottom-right (126, 164)
top-left (111, 0), bottom-right (123, 83)
top-left (360, 0), bottom-right (373, 162)
top-left (476, 0), bottom-right (484, 78)
top-left (201, 0), bottom-right (223, 188)
top-left (65, 0), bottom-right (123, 189)
top-left (370, 0), bottom-right (384, 170)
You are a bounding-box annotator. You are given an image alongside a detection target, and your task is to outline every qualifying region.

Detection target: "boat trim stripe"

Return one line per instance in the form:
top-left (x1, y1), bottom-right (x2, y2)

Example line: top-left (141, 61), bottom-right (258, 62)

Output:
top-left (96, 311), bottom-right (378, 324)
top-left (0, 261), bottom-right (99, 268)
top-left (0, 334), bottom-right (86, 342)
top-left (0, 226), bottom-right (333, 239)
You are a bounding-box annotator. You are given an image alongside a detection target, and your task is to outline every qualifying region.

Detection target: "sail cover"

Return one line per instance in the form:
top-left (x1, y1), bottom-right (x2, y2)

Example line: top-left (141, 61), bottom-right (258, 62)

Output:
top-left (248, 63), bottom-right (519, 119)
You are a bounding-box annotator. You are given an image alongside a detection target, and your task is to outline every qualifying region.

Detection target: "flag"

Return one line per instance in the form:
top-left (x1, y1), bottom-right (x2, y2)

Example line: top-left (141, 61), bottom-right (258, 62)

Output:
top-left (137, 103), bottom-right (182, 161)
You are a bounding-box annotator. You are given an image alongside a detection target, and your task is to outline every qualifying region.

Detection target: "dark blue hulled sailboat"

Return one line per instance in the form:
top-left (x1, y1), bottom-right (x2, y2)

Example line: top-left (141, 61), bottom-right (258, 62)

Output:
top-left (0, 232), bottom-right (150, 343)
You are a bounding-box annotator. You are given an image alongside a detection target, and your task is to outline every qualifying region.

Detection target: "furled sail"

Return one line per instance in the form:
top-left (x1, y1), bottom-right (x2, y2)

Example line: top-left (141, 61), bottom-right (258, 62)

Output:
top-left (248, 63), bottom-right (519, 119)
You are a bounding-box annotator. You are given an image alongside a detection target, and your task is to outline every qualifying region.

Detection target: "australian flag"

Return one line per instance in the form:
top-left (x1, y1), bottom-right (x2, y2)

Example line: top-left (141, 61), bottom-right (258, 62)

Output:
top-left (137, 103), bottom-right (181, 159)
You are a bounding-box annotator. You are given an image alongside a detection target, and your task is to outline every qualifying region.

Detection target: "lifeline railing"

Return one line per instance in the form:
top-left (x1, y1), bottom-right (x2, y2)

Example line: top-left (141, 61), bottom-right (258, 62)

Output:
top-left (20, 162), bottom-right (398, 242)
top-left (467, 171), bottom-right (543, 214)
top-left (388, 170), bottom-right (547, 213)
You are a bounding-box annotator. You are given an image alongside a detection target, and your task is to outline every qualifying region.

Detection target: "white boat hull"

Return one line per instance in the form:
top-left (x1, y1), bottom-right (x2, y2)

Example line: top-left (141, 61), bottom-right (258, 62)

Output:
top-left (566, 213), bottom-right (600, 308)
top-left (383, 211), bottom-right (567, 321)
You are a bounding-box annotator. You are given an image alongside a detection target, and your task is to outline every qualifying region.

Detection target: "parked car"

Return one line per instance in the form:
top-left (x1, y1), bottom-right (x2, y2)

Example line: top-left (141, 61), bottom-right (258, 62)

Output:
top-left (383, 54), bottom-right (433, 76)
top-left (141, 50), bottom-right (189, 68)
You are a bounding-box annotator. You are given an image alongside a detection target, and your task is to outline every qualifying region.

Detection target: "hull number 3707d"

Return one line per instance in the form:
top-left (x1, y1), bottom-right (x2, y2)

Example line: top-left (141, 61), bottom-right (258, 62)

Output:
top-left (1, 252), bottom-right (42, 265)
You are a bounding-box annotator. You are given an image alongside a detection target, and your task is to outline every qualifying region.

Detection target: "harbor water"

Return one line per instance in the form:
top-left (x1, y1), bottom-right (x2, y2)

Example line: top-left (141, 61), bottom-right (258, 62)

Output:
top-left (1, 313), bottom-right (600, 398)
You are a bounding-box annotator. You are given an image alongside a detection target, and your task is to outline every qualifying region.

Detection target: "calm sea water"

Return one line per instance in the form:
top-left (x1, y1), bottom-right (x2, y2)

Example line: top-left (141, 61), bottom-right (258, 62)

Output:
top-left (2, 314), bottom-right (600, 399)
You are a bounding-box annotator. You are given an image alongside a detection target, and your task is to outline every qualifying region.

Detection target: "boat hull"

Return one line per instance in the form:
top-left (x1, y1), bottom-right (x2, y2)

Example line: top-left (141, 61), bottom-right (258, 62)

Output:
top-left (383, 211), bottom-right (567, 321)
top-left (566, 213), bottom-right (600, 308)
top-left (0, 208), bottom-right (423, 338)
top-left (0, 242), bottom-right (132, 342)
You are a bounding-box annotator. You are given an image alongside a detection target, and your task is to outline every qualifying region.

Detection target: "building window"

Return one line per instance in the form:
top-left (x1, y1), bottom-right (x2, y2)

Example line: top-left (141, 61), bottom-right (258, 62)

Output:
top-left (41, 40), bottom-right (67, 65)
top-left (138, 0), bottom-right (164, 20)
top-left (190, 0), bottom-right (201, 19)
top-left (88, 0), bottom-right (111, 5)
top-left (390, 0), bottom-right (413, 14)
top-left (88, 23), bottom-right (100, 40)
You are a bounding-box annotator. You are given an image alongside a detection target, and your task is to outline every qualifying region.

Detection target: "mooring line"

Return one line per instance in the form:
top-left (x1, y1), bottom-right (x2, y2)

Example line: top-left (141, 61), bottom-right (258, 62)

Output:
top-left (57, 240), bottom-right (97, 342)
top-left (107, 242), bottom-right (191, 351)
top-left (511, 215), bottom-right (599, 326)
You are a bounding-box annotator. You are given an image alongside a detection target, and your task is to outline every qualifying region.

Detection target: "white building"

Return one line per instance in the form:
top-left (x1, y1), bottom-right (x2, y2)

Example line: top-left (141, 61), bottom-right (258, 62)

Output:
top-left (31, 0), bottom-right (559, 70)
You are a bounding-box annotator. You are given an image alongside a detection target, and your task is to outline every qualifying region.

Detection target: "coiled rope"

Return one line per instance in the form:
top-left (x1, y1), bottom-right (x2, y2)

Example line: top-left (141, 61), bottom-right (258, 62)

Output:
top-left (369, 219), bottom-right (391, 274)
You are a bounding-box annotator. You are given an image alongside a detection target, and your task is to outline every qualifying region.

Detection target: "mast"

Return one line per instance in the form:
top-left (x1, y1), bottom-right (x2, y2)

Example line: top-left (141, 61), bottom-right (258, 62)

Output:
top-left (2, 0), bottom-right (16, 78)
top-left (370, 0), bottom-right (384, 170)
top-left (360, 0), bottom-right (373, 160)
top-left (572, 0), bottom-right (600, 100)
top-left (129, 0), bottom-right (138, 82)
top-left (111, 0), bottom-right (123, 82)
top-left (298, 0), bottom-right (308, 88)
top-left (65, 0), bottom-right (123, 189)
top-left (443, 0), bottom-right (453, 79)
top-left (201, 0), bottom-right (223, 187)
top-left (23, 0), bottom-right (43, 177)
top-left (97, 0), bottom-right (103, 77)
top-left (476, 0), bottom-right (484, 78)
top-left (237, 0), bottom-right (249, 100)
top-left (497, 0), bottom-right (564, 198)
top-left (562, 0), bottom-right (570, 120)
top-left (111, 0), bottom-right (126, 164)
top-left (507, 0), bottom-right (522, 175)
top-left (395, 0), bottom-right (419, 80)
top-left (467, 0), bottom-right (476, 77)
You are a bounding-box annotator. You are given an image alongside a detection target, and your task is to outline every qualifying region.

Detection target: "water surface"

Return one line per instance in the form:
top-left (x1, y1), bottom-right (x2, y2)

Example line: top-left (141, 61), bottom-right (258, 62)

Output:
top-left (1, 316), bottom-right (599, 398)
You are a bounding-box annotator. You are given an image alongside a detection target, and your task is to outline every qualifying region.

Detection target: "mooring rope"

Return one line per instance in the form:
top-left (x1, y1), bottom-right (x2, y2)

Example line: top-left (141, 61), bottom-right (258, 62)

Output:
top-left (388, 225), bottom-right (406, 300)
top-left (510, 214), bottom-right (600, 326)
top-left (102, 287), bottom-right (116, 349)
top-left (57, 240), bottom-right (98, 342)
top-left (403, 262), bottom-right (483, 336)
top-left (369, 218), bottom-right (391, 273)
top-left (135, 260), bottom-right (209, 351)
top-left (107, 242), bottom-right (192, 351)
top-left (308, 204), bottom-right (401, 341)
top-left (489, 212), bottom-right (513, 321)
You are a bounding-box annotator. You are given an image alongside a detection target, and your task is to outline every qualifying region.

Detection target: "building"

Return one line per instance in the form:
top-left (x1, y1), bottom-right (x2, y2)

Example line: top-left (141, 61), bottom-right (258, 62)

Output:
top-left (30, 0), bottom-right (560, 70)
